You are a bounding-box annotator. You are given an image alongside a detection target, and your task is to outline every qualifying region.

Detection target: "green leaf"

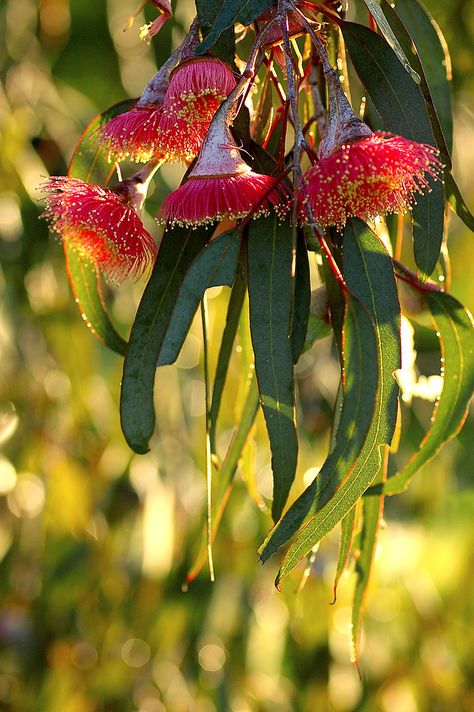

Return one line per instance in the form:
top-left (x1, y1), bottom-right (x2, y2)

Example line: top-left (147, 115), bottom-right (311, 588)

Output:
top-left (209, 273), bottom-right (247, 453)
top-left (196, 0), bottom-right (274, 55)
top-left (291, 228), bottom-right (311, 364)
top-left (120, 225), bottom-right (212, 454)
top-left (333, 506), bottom-right (357, 603)
top-left (158, 230), bottom-right (241, 366)
top-left (388, 0), bottom-right (453, 154)
top-left (351, 449), bottom-right (387, 664)
top-left (66, 99), bottom-right (136, 353)
top-left (195, 0), bottom-right (236, 63)
top-left (186, 371), bottom-right (260, 582)
top-left (63, 242), bottom-right (127, 355)
top-left (260, 220), bottom-right (400, 582)
top-left (378, 291), bottom-right (474, 496)
top-left (342, 21), bottom-right (444, 277)
top-left (248, 215), bottom-right (298, 522)
top-left (445, 172), bottom-right (474, 232)
top-left (361, 0), bottom-right (421, 84)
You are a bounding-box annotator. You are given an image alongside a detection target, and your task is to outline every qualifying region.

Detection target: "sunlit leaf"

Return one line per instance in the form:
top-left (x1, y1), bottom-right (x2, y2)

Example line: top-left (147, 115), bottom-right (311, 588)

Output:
top-left (248, 215), bottom-right (298, 522)
top-left (333, 506), bottom-right (357, 603)
top-left (378, 291), bottom-right (474, 495)
top-left (66, 99), bottom-right (136, 353)
top-left (445, 172), bottom-right (474, 233)
top-left (351, 447), bottom-right (388, 664)
top-left (186, 372), bottom-right (260, 582)
top-left (260, 220), bottom-right (400, 583)
top-left (63, 241), bottom-right (127, 355)
top-left (120, 225), bottom-right (212, 454)
top-left (342, 21), bottom-right (444, 278)
top-left (158, 230), bottom-right (241, 366)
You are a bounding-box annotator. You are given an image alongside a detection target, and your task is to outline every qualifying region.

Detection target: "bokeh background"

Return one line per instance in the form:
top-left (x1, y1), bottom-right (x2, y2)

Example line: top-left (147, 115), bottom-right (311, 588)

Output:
top-left (1, 1), bottom-right (474, 710)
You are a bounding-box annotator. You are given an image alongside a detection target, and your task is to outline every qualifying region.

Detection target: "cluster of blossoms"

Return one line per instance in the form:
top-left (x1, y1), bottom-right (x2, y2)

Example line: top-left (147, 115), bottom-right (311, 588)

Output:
top-left (41, 5), bottom-right (442, 284)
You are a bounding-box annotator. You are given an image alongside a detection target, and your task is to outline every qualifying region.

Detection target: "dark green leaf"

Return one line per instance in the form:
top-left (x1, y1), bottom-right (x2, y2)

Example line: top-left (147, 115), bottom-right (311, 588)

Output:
top-left (197, 0), bottom-right (274, 55)
top-left (378, 291), bottom-right (474, 495)
top-left (445, 172), bottom-right (474, 232)
top-left (388, 0), bottom-right (453, 154)
top-left (120, 225), bottom-right (212, 454)
top-left (261, 220), bottom-right (400, 582)
top-left (342, 21), bottom-right (444, 277)
top-left (290, 228), bottom-right (311, 363)
top-left (248, 215), bottom-right (298, 522)
top-left (63, 241), bottom-right (127, 355)
top-left (158, 230), bottom-right (241, 366)
top-left (209, 273), bottom-right (247, 453)
top-left (361, 0), bottom-right (420, 84)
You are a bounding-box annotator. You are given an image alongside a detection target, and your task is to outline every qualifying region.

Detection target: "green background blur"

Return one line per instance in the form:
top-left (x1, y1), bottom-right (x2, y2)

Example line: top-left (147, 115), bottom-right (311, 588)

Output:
top-left (1, 1), bottom-right (474, 710)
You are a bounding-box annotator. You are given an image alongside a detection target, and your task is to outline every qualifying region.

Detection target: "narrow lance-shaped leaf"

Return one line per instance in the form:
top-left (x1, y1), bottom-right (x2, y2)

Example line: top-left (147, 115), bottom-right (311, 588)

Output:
top-left (387, 0), bottom-right (453, 154)
top-left (361, 0), bottom-right (421, 84)
top-left (66, 99), bottom-right (137, 353)
top-left (158, 230), bottom-right (241, 366)
top-left (444, 172), bottom-right (474, 233)
top-left (63, 242), bottom-right (127, 355)
top-left (120, 225), bottom-right (212, 454)
top-left (248, 215), bottom-right (298, 522)
top-left (332, 506), bottom-right (357, 603)
top-left (351, 447), bottom-right (389, 664)
top-left (186, 372), bottom-right (260, 583)
top-left (342, 22), bottom-right (444, 279)
top-left (290, 228), bottom-right (311, 364)
top-left (209, 273), bottom-right (246, 454)
top-left (261, 220), bottom-right (400, 583)
top-left (377, 291), bottom-right (474, 496)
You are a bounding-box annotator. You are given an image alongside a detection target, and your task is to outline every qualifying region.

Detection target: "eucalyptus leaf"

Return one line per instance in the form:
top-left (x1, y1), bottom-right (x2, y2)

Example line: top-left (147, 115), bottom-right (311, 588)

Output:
top-left (377, 291), bottom-right (474, 495)
top-left (260, 220), bottom-right (400, 583)
top-left (248, 215), bottom-right (298, 522)
top-left (197, 0), bottom-right (274, 55)
top-left (120, 225), bottom-right (212, 454)
top-left (342, 21), bottom-right (444, 277)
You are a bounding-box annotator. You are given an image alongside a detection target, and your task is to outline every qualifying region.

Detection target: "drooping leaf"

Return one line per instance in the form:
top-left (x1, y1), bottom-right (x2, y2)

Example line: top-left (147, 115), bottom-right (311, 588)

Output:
top-left (63, 242), bottom-right (127, 355)
top-left (445, 172), bottom-right (474, 233)
top-left (186, 371), bottom-right (260, 582)
top-left (209, 273), bottom-right (247, 454)
top-left (196, 0), bottom-right (274, 55)
top-left (378, 291), bottom-right (474, 496)
top-left (158, 230), bottom-right (241, 366)
top-left (351, 447), bottom-right (388, 664)
top-left (290, 228), bottom-right (311, 364)
top-left (65, 99), bottom-right (137, 353)
top-left (361, 0), bottom-right (420, 84)
top-left (342, 21), bottom-right (444, 278)
top-left (120, 225), bottom-right (212, 454)
top-left (388, 0), bottom-right (453, 154)
top-left (260, 220), bottom-right (400, 583)
top-left (333, 506), bottom-right (357, 603)
top-left (248, 215), bottom-right (298, 522)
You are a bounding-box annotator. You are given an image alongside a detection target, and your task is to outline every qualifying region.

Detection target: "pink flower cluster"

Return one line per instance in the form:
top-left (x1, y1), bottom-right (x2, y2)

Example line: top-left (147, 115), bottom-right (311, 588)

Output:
top-left (42, 46), bottom-right (443, 285)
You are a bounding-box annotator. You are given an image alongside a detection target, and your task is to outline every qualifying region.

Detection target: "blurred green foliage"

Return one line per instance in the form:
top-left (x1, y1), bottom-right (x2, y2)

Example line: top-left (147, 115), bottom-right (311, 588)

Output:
top-left (1, 1), bottom-right (474, 710)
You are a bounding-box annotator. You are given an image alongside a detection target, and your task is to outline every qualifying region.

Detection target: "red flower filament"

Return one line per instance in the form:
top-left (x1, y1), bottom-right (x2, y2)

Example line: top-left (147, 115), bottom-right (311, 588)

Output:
top-left (301, 132), bottom-right (443, 228)
top-left (42, 177), bottom-right (156, 282)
